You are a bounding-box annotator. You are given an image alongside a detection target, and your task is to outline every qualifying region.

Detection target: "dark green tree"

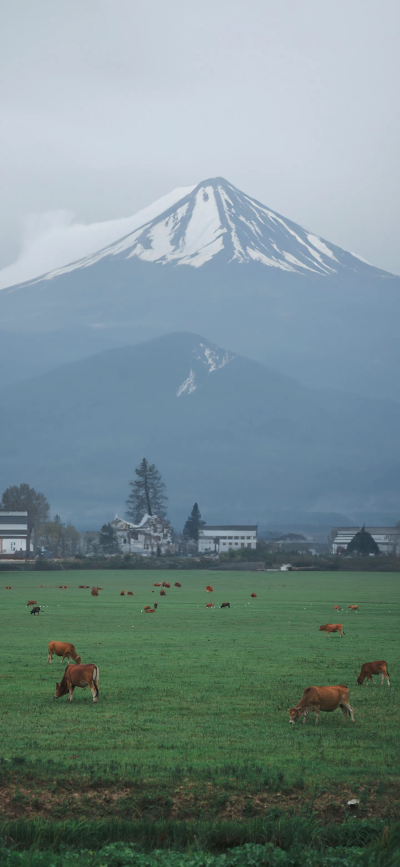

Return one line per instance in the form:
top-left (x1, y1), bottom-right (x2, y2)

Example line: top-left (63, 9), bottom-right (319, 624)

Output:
top-left (126, 458), bottom-right (168, 523)
top-left (183, 502), bottom-right (205, 542)
top-left (347, 526), bottom-right (380, 555)
top-left (1, 483), bottom-right (50, 556)
top-left (99, 523), bottom-right (119, 554)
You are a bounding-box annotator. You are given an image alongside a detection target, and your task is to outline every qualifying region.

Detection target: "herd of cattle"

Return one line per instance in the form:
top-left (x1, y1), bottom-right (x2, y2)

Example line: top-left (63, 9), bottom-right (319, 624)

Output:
top-left (17, 587), bottom-right (392, 718)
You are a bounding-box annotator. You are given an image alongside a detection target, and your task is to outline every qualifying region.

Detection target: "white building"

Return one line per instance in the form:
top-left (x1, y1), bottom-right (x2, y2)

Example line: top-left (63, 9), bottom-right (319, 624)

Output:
top-left (111, 514), bottom-right (173, 555)
top-left (331, 527), bottom-right (400, 555)
top-left (198, 525), bottom-right (257, 554)
top-left (0, 512), bottom-right (29, 557)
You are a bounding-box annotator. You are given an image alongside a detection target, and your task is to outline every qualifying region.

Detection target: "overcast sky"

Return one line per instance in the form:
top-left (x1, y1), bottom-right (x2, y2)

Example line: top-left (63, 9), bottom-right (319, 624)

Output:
top-left (1, 0), bottom-right (399, 280)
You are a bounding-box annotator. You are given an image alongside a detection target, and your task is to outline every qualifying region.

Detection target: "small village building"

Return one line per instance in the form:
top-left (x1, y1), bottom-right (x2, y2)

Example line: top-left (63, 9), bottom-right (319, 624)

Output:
top-left (198, 525), bottom-right (257, 554)
top-left (0, 512), bottom-right (29, 557)
top-left (111, 514), bottom-right (173, 555)
top-left (331, 527), bottom-right (400, 555)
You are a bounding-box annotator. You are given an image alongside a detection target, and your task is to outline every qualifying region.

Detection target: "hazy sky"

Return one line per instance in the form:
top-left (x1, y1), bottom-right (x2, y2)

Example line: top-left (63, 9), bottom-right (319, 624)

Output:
top-left (1, 0), bottom-right (399, 279)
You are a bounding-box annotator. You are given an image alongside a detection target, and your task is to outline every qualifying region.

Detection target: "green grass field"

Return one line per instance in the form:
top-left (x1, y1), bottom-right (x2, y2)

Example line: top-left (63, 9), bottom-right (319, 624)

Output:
top-left (0, 568), bottom-right (399, 847)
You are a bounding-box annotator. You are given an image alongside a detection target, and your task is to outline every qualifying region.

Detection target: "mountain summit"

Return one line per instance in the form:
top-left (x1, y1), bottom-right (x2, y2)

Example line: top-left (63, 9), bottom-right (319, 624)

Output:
top-left (22, 177), bottom-right (388, 282)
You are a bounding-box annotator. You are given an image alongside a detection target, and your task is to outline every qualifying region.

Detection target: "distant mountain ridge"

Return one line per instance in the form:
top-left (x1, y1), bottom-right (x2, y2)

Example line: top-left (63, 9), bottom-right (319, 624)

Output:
top-left (0, 332), bottom-right (398, 529)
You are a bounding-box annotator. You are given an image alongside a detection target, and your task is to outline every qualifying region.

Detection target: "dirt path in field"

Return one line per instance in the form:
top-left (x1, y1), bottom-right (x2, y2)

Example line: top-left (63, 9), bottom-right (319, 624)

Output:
top-left (0, 779), bottom-right (398, 824)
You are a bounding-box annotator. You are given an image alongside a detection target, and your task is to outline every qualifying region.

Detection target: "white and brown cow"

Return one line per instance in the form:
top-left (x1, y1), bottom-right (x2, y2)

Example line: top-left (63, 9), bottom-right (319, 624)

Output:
top-left (288, 685), bottom-right (355, 725)
top-left (55, 664), bottom-right (99, 703)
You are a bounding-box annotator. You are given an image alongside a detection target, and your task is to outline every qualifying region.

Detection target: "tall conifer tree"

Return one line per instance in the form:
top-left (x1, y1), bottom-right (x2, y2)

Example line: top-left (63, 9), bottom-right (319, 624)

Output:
top-left (183, 502), bottom-right (205, 542)
top-left (126, 458), bottom-right (168, 523)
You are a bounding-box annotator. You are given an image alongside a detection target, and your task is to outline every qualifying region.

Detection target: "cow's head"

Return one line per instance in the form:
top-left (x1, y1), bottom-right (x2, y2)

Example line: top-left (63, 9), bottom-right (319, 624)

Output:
top-left (74, 655), bottom-right (81, 665)
top-left (357, 674), bottom-right (364, 685)
top-left (55, 681), bottom-right (68, 698)
top-left (288, 707), bottom-right (302, 724)
top-left (319, 625), bottom-right (326, 631)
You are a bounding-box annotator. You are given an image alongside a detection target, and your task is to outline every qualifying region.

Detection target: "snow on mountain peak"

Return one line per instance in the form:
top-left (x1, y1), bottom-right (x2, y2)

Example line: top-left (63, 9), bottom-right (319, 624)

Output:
top-left (176, 339), bottom-right (236, 397)
top-left (2, 177), bottom-right (387, 290)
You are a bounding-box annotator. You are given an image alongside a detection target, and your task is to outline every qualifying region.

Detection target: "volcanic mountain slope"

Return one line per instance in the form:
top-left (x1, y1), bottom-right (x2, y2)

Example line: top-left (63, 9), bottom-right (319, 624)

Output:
top-left (0, 178), bottom-right (399, 398)
top-left (0, 332), bottom-right (398, 528)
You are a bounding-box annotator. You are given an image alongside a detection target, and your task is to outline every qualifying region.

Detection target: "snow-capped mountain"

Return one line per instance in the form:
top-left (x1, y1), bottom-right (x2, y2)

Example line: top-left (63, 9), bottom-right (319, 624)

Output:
top-left (19, 177), bottom-right (388, 284)
top-left (0, 177), bottom-right (399, 400)
top-left (176, 340), bottom-right (235, 397)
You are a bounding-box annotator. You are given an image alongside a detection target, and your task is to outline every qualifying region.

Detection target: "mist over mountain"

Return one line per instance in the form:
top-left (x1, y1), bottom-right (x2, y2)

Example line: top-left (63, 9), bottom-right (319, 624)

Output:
top-left (1, 178), bottom-right (399, 399)
top-left (0, 332), bottom-right (398, 530)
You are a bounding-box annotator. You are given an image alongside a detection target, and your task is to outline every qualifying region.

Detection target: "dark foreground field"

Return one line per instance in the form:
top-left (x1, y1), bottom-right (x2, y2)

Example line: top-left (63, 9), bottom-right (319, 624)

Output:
top-left (0, 570), bottom-right (399, 863)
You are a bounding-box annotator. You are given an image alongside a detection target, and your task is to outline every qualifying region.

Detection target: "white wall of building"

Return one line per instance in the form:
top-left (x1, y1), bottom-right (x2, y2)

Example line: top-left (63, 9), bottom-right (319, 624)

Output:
top-left (198, 526), bottom-right (257, 553)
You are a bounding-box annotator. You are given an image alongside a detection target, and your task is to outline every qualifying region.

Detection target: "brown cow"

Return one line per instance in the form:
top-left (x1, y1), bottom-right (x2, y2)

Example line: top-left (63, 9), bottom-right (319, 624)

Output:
top-left (5, 586), bottom-right (11, 589)
top-left (162, 582), bottom-right (171, 588)
top-left (334, 605), bottom-right (342, 611)
top-left (348, 605), bottom-right (359, 611)
top-left (47, 641), bottom-right (81, 665)
top-left (220, 602), bottom-right (230, 608)
top-left (79, 585), bottom-right (85, 589)
top-left (27, 601), bottom-right (37, 607)
top-left (357, 661), bottom-right (390, 687)
top-left (206, 585), bottom-right (213, 592)
top-left (175, 582), bottom-right (182, 587)
top-left (251, 593), bottom-right (257, 598)
top-left (145, 608), bottom-right (156, 613)
top-left (120, 591), bottom-right (126, 596)
top-left (144, 605), bottom-right (151, 610)
top-left (206, 603), bottom-right (213, 608)
top-left (154, 583), bottom-right (161, 587)
top-left (55, 664), bottom-right (99, 703)
top-left (91, 588), bottom-right (98, 596)
top-left (160, 589), bottom-right (166, 596)
top-left (319, 623), bottom-right (344, 638)
top-left (288, 685), bottom-right (354, 725)
top-left (127, 591), bottom-right (133, 596)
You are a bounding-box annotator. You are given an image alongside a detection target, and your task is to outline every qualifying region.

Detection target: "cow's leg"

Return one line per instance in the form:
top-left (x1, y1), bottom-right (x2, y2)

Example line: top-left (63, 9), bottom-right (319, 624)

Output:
top-left (343, 702), bottom-right (354, 722)
top-left (47, 652), bottom-right (52, 664)
top-left (340, 703), bottom-right (348, 720)
top-left (301, 709), bottom-right (309, 725)
top-left (68, 684), bottom-right (74, 702)
top-left (90, 683), bottom-right (98, 703)
top-left (370, 675), bottom-right (377, 685)
top-left (314, 705), bottom-right (320, 725)
top-left (385, 673), bottom-right (390, 686)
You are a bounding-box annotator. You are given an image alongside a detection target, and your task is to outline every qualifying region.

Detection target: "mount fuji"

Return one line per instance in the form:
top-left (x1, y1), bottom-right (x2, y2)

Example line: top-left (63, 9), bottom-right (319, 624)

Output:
top-left (0, 177), bottom-right (399, 398)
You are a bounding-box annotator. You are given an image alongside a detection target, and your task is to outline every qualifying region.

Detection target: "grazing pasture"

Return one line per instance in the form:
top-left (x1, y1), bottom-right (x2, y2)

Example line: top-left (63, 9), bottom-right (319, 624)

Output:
top-left (0, 569), bottom-right (398, 829)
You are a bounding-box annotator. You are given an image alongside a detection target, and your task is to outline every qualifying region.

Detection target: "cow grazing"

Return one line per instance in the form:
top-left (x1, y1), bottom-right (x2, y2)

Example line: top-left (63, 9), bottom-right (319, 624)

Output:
top-left (162, 582), bottom-right (171, 588)
top-left (220, 602), bottom-right (230, 608)
top-left (319, 623), bottom-right (344, 638)
top-left (145, 608), bottom-right (156, 613)
top-left (127, 591), bottom-right (133, 596)
top-left (144, 605), bottom-right (151, 610)
top-left (206, 585), bottom-right (214, 592)
top-left (160, 589), bottom-right (166, 596)
top-left (154, 583), bottom-right (161, 587)
top-left (30, 606), bottom-right (41, 615)
top-left (357, 661), bottom-right (390, 687)
top-left (288, 685), bottom-right (355, 725)
top-left (47, 641), bottom-right (81, 665)
top-left (175, 582), bottom-right (182, 587)
top-left (91, 588), bottom-right (98, 597)
top-left (27, 601), bottom-right (37, 607)
top-left (120, 591), bottom-right (126, 596)
top-left (79, 585), bottom-right (85, 589)
top-left (154, 603), bottom-right (158, 609)
top-left (206, 603), bottom-right (213, 608)
top-left (55, 664), bottom-right (99, 703)
top-left (334, 605), bottom-right (342, 611)
top-left (5, 586), bottom-right (11, 589)
top-left (251, 593), bottom-right (257, 598)
top-left (348, 605), bottom-right (359, 611)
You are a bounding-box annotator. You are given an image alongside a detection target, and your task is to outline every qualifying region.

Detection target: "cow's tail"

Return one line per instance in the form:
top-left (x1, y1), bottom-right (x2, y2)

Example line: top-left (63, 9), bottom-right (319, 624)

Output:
top-left (386, 664), bottom-right (390, 676)
top-left (93, 665), bottom-right (99, 698)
